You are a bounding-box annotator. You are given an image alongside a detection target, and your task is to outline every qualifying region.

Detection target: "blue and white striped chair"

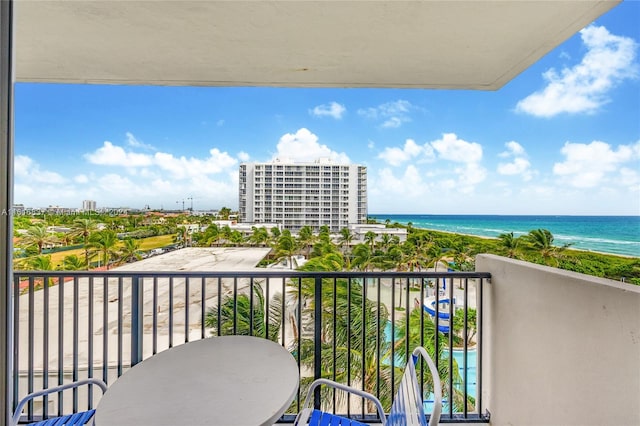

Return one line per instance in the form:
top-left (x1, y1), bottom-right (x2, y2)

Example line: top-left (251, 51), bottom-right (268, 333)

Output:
top-left (11, 378), bottom-right (107, 426)
top-left (295, 346), bottom-right (442, 426)
top-left (294, 378), bottom-right (387, 426)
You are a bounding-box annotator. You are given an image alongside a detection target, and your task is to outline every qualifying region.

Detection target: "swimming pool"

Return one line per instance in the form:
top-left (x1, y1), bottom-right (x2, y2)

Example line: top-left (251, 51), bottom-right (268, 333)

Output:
top-left (383, 322), bottom-right (477, 413)
top-left (423, 348), bottom-right (477, 414)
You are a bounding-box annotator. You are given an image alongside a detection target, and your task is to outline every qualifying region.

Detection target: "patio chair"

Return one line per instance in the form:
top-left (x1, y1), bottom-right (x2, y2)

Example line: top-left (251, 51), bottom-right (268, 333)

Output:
top-left (294, 378), bottom-right (387, 426)
top-left (11, 378), bottom-right (108, 426)
top-left (295, 346), bottom-right (442, 426)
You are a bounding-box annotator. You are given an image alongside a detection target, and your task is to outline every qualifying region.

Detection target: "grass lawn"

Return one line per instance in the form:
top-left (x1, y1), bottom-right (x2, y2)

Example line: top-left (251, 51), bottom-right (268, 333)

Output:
top-left (33, 234), bottom-right (177, 269)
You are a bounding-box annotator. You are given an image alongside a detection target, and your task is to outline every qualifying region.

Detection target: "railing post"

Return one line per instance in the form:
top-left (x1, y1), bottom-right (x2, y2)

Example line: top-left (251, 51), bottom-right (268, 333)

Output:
top-left (130, 276), bottom-right (144, 366)
top-left (313, 275), bottom-right (322, 409)
top-left (0, 1), bottom-right (14, 423)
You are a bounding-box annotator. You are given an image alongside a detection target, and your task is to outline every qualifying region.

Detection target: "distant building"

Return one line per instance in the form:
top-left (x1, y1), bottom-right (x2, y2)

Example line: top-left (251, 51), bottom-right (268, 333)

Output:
top-left (239, 158), bottom-right (367, 233)
top-left (348, 223), bottom-right (407, 244)
top-left (82, 200), bottom-right (97, 211)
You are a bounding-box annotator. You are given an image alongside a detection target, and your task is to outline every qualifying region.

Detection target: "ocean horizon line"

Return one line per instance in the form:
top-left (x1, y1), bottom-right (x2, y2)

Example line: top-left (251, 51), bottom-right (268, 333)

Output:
top-left (368, 214), bottom-right (640, 258)
top-left (370, 213), bottom-right (640, 218)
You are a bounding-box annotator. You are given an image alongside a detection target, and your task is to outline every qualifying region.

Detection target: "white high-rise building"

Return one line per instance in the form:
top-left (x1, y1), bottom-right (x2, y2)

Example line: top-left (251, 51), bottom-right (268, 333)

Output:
top-left (82, 200), bottom-right (96, 211)
top-left (239, 158), bottom-right (367, 233)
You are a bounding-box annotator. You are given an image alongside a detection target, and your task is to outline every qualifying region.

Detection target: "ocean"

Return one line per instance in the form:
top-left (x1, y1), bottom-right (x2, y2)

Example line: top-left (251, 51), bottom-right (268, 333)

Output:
top-left (369, 215), bottom-right (640, 258)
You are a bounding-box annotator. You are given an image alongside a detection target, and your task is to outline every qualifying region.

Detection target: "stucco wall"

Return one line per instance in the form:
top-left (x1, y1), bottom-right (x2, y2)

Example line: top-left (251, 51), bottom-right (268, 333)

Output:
top-left (476, 254), bottom-right (640, 426)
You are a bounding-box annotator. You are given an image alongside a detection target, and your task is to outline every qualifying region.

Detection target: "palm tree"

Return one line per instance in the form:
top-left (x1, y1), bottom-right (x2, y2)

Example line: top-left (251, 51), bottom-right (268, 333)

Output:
top-left (228, 230), bottom-right (245, 245)
top-left (364, 231), bottom-right (377, 250)
top-left (218, 206), bottom-right (232, 220)
top-left (338, 227), bottom-right (354, 254)
top-left (524, 228), bottom-right (572, 266)
top-left (351, 243), bottom-right (373, 271)
top-left (393, 308), bottom-right (473, 413)
top-left (297, 225), bottom-right (315, 258)
top-left (70, 218), bottom-right (99, 269)
top-left (425, 243), bottom-right (446, 272)
top-left (289, 273), bottom-right (395, 410)
top-left (120, 238), bottom-right (142, 263)
top-left (249, 226), bottom-right (269, 247)
top-left (16, 255), bottom-right (56, 290)
top-left (61, 254), bottom-right (86, 270)
top-left (203, 224), bottom-right (221, 246)
top-left (274, 230), bottom-right (298, 268)
top-left (379, 234), bottom-right (393, 253)
top-left (298, 251), bottom-right (345, 272)
top-left (19, 224), bottom-right (59, 255)
top-left (203, 283), bottom-right (282, 341)
top-left (88, 230), bottom-right (120, 269)
top-left (270, 227), bottom-right (281, 240)
top-left (498, 232), bottom-right (521, 259)
top-left (18, 254), bottom-right (55, 271)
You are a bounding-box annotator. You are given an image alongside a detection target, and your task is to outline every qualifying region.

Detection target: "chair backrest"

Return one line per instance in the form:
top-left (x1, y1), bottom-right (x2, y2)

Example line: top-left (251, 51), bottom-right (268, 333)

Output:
top-left (386, 347), bottom-right (442, 426)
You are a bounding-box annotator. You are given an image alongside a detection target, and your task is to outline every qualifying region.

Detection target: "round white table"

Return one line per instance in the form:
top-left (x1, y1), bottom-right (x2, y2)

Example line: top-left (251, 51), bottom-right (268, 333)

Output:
top-left (94, 336), bottom-right (299, 426)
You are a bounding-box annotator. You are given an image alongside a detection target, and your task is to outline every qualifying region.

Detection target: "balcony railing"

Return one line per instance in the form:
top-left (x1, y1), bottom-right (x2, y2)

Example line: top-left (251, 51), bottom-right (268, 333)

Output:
top-left (12, 270), bottom-right (490, 424)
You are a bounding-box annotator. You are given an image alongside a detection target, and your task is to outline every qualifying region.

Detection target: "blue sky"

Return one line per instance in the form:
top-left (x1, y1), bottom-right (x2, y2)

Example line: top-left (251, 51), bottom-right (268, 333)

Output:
top-left (14, 2), bottom-right (640, 216)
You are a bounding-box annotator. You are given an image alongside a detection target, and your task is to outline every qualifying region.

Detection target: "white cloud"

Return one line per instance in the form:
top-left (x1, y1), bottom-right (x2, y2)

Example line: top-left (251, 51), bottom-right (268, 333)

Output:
top-left (85, 141), bottom-right (237, 180)
top-left (126, 132), bottom-right (155, 150)
top-left (238, 151), bottom-right (250, 162)
top-left (373, 165), bottom-right (428, 199)
top-left (516, 25), bottom-right (638, 117)
top-left (455, 163), bottom-right (487, 192)
top-left (553, 140), bottom-right (640, 188)
top-left (358, 100), bottom-right (415, 128)
top-left (619, 167), bottom-right (640, 192)
top-left (498, 157), bottom-right (531, 176)
top-left (85, 141), bottom-right (154, 167)
top-left (382, 117), bottom-right (404, 129)
top-left (378, 139), bottom-right (425, 166)
top-left (431, 133), bottom-right (482, 163)
top-left (74, 174), bottom-right (89, 184)
top-left (497, 141), bottom-right (533, 181)
top-left (310, 102), bottom-right (346, 119)
top-left (273, 128), bottom-right (350, 163)
top-left (499, 141), bottom-right (526, 158)
top-left (154, 148), bottom-right (237, 179)
top-left (14, 155), bottom-right (67, 184)
top-left (375, 133), bottom-right (486, 196)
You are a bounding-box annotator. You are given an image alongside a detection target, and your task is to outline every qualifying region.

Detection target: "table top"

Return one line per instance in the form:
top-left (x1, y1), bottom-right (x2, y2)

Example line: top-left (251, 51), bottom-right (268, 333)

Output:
top-left (94, 336), bottom-right (299, 426)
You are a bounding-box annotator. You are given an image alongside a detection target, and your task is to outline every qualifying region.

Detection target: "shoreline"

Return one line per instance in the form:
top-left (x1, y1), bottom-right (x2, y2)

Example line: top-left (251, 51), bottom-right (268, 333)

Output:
top-left (371, 218), bottom-right (640, 259)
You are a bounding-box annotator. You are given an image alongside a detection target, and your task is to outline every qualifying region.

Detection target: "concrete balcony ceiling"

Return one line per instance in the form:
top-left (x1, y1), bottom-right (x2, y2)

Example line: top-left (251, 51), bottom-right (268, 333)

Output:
top-left (15, 0), bottom-right (619, 89)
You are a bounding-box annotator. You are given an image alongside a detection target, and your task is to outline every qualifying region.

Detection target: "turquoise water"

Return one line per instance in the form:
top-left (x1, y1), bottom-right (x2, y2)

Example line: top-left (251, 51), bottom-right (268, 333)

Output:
top-left (384, 322), bottom-right (477, 409)
top-left (370, 214), bottom-right (640, 257)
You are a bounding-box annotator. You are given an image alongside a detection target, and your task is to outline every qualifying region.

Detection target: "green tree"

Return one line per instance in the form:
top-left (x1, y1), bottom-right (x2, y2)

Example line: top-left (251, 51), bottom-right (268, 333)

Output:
top-left (120, 238), bottom-right (142, 263)
top-left (525, 228), bottom-right (572, 266)
top-left (204, 283), bottom-right (282, 341)
top-left (203, 224), bottom-right (221, 246)
top-left (290, 275), bottom-right (394, 410)
top-left (18, 254), bottom-right (55, 271)
top-left (364, 231), bottom-right (377, 250)
top-left (452, 307), bottom-right (477, 346)
top-left (297, 225), bottom-right (315, 258)
top-left (249, 226), bottom-right (270, 247)
top-left (70, 218), bottom-right (99, 269)
top-left (338, 227), bottom-right (354, 253)
top-left (351, 243), bottom-right (373, 271)
top-left (19, 224), bottom-right (59, 255)
top-left (61, 254), bottom-right (86, 271)
top-left (88, 230), bottom-right (120, 269)
top-left (218, 207), bottom-right (232, 220)
top-left (393, 308), bottom-right (473, 412)
top-left (274, 230), bottom-right (298, 268)
top-left (498, 232), bottom-right (521, 259)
